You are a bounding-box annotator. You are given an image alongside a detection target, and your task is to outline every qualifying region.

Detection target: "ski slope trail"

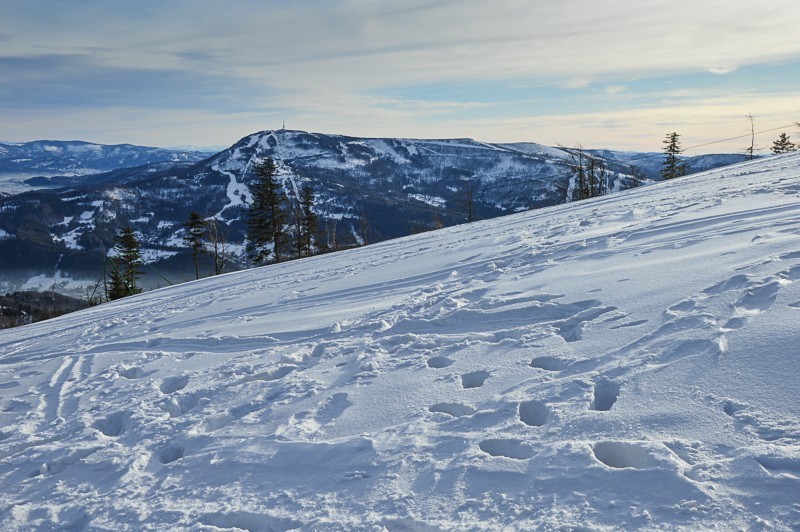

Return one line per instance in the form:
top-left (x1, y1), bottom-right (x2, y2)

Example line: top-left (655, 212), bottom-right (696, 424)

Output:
top-left (1, 153), bottom-right (799, 530)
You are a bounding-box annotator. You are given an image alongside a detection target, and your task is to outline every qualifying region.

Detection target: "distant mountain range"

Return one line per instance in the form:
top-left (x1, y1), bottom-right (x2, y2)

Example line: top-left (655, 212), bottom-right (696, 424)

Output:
top-left (0, 131), bottom-right (750, 296)
top-left (0, 140), bottom-right (210, 176)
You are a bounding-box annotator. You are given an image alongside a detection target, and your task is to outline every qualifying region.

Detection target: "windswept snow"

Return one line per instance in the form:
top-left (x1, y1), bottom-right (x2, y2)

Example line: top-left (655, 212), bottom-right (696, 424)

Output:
top-left (1, 154), bottom-right (799, 529)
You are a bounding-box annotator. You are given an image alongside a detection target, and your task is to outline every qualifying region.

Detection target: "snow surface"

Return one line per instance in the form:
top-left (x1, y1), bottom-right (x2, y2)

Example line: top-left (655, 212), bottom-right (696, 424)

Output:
top-left (1, 154), bottom-right (800, 530)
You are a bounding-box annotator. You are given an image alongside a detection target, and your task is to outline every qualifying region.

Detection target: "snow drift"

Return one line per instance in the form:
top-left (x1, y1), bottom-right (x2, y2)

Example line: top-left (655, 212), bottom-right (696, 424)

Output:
top-left (1, 153), bottom-right (799, 530)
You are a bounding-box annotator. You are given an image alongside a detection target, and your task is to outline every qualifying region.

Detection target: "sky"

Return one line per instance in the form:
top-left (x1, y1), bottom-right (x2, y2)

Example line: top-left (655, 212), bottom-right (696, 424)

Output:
top-left (1, 0), bottom-right (799, 153)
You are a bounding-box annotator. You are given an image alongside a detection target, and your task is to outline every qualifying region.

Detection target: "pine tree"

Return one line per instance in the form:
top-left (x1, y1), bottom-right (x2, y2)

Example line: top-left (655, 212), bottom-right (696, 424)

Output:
top-left (107, 226), bottom-right (142, 299)
top-left (771, 133), bottom-right (796, 155)
top-left (246, 157), bottom-right (288, 264)
top-left (183, 211), bottom-right (207, 280)
top-left (661, 132), bottom-right (687, 180)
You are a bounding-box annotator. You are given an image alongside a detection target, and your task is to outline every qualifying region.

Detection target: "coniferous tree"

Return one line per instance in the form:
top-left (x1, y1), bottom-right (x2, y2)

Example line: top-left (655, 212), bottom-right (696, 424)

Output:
top-left (661, 132), bottom-right (687, 180)
top-left (183, 211), bottom-right (207, 280)
top-left (107, 226), bottom-right (142, 299)
top-left (246, 157), bottom-right (288, 264)
top-left (106, 263), bottom-right (129, 301)
top-left (771, 133), bottom-right (796, 155)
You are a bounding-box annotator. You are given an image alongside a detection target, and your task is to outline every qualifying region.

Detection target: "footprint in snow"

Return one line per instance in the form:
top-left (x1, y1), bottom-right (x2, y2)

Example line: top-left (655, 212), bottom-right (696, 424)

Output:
top-left (118, 367), bottom-right (147, 380)
top-left (734, 281), bottom-right (780, 314)
top-left (529, 356), bottom-right (567, 371)
top-left (479, 438), bottom-right (535, 460)
top-left (592, 441), bottom-right (660, 470)
top-left (519, 400), bottom-right (550, 427)
top-left (461, 371), bottom-right (490, 389)
top-left (591, 378), bottom-right (620, 412)
top-left (93, 411), bottom-right (131, 437)
top-left (427, 356), bottom-right (454, 369)
top-left (158, 444), bottom-right (185, 464)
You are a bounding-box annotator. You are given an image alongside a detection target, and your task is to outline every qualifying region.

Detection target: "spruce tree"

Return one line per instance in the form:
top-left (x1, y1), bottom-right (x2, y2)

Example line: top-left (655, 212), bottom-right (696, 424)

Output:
top-left (246, 157), bottom-right (288, 264)
top-left (106, 262), bottom-right (129, 301)
top-left (771, 133), bottom-right (796, 155)
top-left (183, 211), bottom-right (207, 279)
top-left (661, 132), bottom-right (687, 180)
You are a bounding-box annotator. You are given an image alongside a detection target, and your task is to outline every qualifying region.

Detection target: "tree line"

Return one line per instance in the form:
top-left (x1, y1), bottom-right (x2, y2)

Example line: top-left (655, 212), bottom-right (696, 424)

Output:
top-left (100, 129), bottom-right (798, 302)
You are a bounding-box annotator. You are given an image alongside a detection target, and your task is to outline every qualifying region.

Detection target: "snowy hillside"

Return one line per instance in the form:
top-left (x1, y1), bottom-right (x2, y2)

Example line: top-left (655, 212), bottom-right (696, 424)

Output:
top-left (1, 153), bottom-right (799, 529)
top-left (0, 140), bottom-right (207, 177)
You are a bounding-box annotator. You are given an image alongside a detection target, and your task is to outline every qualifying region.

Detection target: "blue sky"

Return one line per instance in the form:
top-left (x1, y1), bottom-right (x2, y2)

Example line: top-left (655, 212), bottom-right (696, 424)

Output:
top-left (1, 0), bottom-right (799, 153)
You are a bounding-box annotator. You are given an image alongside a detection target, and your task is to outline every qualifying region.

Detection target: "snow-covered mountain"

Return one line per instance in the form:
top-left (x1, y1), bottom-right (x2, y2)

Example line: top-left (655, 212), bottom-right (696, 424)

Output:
top-left (0, 130), bottom-right (744, 296)
top-left (1, 152), bottom-right (798, 529)
top-left (0, 140), bottom-right (208, 177)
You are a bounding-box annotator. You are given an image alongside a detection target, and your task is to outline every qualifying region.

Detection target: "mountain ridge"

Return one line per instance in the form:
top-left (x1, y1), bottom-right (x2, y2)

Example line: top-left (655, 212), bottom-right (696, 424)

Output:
top-left (0, 130), bottom-right (748, 297)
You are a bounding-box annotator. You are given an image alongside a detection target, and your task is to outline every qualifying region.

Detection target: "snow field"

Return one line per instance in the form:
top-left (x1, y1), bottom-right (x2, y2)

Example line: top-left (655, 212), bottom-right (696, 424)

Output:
top-left (0, 154), bottom-right (799, 529)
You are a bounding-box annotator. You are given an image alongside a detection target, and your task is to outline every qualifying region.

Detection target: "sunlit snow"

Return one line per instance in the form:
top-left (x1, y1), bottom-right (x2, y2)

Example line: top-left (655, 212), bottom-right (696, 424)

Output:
top-left (1, 154), bottom-right (799, 529)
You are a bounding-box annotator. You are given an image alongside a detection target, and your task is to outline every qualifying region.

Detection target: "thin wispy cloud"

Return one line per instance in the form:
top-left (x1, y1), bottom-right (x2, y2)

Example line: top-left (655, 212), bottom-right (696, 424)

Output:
top-left (1, 0), bottom-right (798, 150)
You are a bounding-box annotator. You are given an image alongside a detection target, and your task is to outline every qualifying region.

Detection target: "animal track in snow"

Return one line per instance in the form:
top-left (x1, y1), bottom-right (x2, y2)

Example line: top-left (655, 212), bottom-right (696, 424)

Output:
top-left (429, 403), bottom-right (476, 417)
top-left (519, 400), bottom-right (549, 427)
top-left (159, 375), bottom-right (189, 394)
top-left (529, 356), bottom-right (567, 371)
top-left (461, 371), bottom-right (490, 389)
top-left (427, 356), bottom-right (454, 368)
top-left (591, 379), bottom-right (620, 411)
top-left (593, 441), bottom-right (659, 470)
top-left (479, 438), bottom-right (535, 460)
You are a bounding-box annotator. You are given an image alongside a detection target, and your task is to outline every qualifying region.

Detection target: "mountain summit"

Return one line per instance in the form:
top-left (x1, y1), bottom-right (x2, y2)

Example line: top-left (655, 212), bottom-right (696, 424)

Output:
top-left (0, 130), bottom-right (746, 296)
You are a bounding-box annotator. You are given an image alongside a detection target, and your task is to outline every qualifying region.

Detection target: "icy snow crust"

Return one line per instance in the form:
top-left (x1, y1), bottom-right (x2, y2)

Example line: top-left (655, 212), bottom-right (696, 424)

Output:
top-left (1, 154), bottom-right (800, 530)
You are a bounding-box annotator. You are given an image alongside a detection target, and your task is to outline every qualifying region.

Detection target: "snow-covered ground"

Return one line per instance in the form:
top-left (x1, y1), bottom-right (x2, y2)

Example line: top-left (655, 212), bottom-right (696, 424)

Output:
top-left (1, 153), bottom-right (799, 530)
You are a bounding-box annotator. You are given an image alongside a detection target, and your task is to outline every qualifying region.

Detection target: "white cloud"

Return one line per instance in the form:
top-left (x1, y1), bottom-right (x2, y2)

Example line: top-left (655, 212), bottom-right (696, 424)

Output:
top-left (2, 0), bottom-right (800, 147)
top-left (708, 66), bottom-right (738, 75)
